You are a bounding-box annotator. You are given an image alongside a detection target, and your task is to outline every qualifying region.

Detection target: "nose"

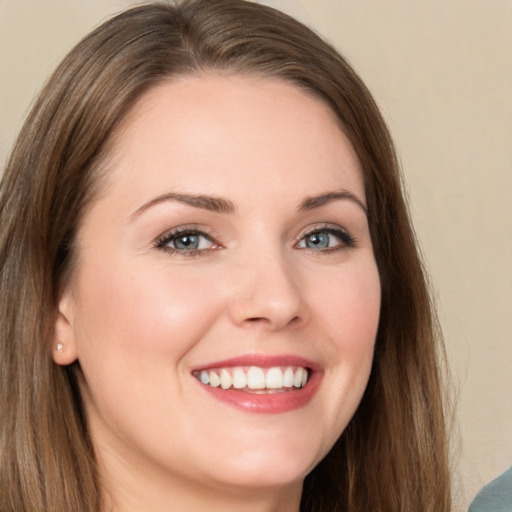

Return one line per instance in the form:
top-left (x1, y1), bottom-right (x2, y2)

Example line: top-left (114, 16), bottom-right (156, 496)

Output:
top-left (227, 252), bottom-right (307, 331)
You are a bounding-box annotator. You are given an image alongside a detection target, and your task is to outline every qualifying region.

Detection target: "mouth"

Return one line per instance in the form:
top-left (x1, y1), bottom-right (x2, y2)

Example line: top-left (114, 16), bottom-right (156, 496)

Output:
top-left (193, 365), bottom-right (309, 393)
top-left (191, 355), bottom-right (322, 413)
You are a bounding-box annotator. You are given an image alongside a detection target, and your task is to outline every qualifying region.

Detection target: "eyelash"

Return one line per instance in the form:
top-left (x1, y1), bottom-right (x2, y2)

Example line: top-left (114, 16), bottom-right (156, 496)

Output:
top-left (155, 226), bottom-right (218, 257)
top-left (295, 225), bottom-right (357, 253)
top-left (154, 224), bottom-right (357, 257)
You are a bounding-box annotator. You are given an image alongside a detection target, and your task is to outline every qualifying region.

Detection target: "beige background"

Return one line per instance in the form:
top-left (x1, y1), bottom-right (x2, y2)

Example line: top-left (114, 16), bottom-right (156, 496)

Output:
top-left (1, 1), bottom-right (511, 509)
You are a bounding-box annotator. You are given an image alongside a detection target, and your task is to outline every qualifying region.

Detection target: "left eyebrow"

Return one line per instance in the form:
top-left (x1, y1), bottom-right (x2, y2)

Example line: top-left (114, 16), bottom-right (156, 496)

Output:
top-left (298, 190), bottom-right (368, 216)
top-left (130, 192), bottom-right (236, 220)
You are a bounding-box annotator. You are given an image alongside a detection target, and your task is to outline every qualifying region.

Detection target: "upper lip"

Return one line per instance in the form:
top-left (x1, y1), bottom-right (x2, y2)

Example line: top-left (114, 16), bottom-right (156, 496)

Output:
top-left (191, 354), bottom-right (321, 373)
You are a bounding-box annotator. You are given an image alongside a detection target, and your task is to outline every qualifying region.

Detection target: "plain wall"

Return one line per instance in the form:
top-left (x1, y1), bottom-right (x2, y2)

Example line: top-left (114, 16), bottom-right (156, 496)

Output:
top-left (1, 1), bottom-right (511, 510)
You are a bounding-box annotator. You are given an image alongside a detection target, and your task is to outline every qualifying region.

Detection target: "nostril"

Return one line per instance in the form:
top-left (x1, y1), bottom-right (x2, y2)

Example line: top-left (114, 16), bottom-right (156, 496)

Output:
top-left (244, 315), bottom-right (301, 328)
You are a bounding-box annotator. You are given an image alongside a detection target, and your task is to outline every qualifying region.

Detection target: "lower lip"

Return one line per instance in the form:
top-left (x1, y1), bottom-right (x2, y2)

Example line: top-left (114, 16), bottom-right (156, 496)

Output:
top-left (196, 371), bottom-right (322, 414)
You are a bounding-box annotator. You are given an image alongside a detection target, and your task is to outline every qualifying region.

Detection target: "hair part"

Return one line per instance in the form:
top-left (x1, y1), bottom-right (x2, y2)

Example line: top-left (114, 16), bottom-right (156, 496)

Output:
top-left (0, 1), bottom-right (451, 510)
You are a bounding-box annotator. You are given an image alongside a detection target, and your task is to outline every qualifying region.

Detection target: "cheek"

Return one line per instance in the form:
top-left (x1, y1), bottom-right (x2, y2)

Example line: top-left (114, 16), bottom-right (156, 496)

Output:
top-left (311, 258), bottom-right (381, 353)
top-left (70, 260), bottom-right (229, 452)
top-left (71, 260), bottom-right (224, 372)
top-left (307, 258), bottom-right (380, 426)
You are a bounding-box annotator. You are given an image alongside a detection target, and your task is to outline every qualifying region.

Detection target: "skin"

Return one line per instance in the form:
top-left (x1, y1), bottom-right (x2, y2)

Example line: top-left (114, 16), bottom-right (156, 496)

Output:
top-left (53, 75), bottom-right (381, 512)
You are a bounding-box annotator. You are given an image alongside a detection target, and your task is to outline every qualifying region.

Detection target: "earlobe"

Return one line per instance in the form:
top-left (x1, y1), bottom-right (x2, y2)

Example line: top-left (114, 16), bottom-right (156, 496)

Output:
top-left (52, 292), bottom-right (79, 366)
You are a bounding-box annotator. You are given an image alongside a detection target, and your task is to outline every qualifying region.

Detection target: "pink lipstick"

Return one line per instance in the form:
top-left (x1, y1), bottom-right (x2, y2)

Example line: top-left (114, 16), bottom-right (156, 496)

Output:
top-left (192, 354), bottom-right (322, 414)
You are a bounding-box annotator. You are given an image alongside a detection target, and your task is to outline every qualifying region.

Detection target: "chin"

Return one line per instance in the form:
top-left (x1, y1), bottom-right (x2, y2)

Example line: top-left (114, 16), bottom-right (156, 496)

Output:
top-left (198, 439), bottom-right (323, 491)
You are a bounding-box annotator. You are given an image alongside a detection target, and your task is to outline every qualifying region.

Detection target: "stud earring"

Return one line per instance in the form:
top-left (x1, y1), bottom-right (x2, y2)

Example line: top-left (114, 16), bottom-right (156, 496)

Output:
top-left (56, 343), bottom-right (64, 352)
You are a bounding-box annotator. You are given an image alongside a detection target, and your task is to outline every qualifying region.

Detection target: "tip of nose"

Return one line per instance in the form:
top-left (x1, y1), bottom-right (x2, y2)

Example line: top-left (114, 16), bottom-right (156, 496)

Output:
top-left (227, 269), bottom-right (307, 330)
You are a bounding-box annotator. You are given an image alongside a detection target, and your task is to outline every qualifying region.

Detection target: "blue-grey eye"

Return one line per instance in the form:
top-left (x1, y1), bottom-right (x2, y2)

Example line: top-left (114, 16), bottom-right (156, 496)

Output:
top-left (297, 227), bottom-right (354, 251)
top-left (304, 232), bottom-right (331, 249)
top-left (173, 233), bottom-right (200, 250)
top-left (157, 230), bottom-right (215, 252)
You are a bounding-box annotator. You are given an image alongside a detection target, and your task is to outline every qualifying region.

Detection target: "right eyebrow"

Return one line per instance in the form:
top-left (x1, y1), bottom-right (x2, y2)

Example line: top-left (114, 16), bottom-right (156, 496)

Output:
top-left (298, 190), bottom-right (368, 216)
top-left (129, 192), bottom-right (236, 220)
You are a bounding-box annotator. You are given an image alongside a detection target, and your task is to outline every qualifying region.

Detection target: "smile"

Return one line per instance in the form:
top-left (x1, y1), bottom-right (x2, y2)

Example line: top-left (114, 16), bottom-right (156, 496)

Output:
top-left (193, 365), bottom-right (309, 392)
top-left (192, 355), bottom-right (322, 413)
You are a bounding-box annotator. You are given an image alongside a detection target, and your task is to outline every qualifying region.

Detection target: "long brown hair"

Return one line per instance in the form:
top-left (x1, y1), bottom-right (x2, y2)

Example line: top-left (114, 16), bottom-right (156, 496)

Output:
top-left (0, 1), bottom-right (451, 510)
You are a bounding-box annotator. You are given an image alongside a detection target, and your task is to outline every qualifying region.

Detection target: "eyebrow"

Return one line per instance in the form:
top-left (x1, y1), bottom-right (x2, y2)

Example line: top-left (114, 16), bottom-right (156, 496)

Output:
top-left (130, 192), bottom-right (235, 219)
top-left (130, 188), bottom-right (367, 220)
top-left (298, 190), bottom-right (367, 215)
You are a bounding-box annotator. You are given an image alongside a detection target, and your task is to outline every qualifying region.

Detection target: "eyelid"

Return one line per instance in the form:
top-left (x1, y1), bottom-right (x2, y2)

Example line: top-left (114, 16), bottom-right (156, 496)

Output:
top-left (294, 223), bottom-right (357, 250)
top-left (154, 225), bottom-right (221, 254)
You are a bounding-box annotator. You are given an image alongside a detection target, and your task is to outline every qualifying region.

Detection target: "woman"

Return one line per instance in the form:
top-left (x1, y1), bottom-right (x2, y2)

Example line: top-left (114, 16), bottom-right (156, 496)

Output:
top-left (0, 1), bottom-right (451, 510)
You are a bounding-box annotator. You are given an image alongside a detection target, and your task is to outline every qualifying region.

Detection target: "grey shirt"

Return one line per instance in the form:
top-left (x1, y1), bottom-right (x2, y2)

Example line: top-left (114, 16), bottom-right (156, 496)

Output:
top-left (469, 467), bottom-right (512, 512)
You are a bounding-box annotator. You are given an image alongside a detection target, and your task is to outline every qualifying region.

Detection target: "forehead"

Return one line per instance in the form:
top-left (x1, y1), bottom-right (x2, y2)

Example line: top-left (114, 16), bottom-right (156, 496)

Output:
top-left (102, 74), bottom-right (364, 207)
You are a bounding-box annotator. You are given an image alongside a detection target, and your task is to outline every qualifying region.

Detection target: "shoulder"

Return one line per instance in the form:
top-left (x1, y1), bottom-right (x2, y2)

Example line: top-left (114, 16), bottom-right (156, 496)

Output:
top-left (468, 466), bottom-right (512, 512)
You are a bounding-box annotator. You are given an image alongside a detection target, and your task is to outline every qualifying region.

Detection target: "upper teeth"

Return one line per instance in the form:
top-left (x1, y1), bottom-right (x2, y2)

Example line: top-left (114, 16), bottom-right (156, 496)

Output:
top-left (195, 366), bottom-right (308, 390)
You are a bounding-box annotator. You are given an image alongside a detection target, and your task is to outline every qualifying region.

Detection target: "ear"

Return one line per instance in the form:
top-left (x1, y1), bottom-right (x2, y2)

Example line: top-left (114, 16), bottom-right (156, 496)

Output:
top-left (52, 289), bottom-right (79, 366)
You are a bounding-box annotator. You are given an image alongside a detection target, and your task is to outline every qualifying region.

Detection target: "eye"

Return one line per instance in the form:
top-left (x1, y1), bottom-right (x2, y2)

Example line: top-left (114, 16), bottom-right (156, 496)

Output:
top-left (155, 227), bottom-right (218, 255)
top-left (295, 226), bottom-right (356, 252)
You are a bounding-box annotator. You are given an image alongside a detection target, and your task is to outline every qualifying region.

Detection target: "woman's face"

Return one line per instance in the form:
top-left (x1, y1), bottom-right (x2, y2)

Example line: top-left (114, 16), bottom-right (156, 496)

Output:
top-left (55, 75), bottom-right (380, 501)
